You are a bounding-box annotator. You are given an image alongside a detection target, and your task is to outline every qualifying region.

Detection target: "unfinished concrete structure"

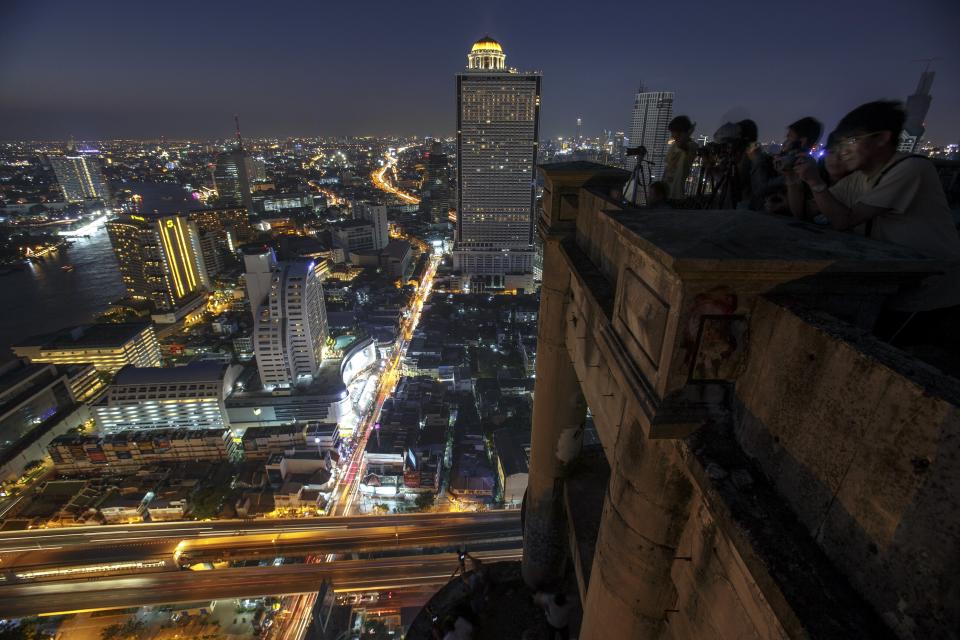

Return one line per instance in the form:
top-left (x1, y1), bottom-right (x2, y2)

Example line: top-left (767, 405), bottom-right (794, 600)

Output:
top-left (518, 161), bottom-right (960, 639)
top-left (409, 161), bottom-right (959, 639)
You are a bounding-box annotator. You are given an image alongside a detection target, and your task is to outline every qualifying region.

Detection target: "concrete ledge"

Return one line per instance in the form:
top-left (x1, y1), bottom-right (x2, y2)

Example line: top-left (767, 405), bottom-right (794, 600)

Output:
top-left (735, 295), bottom-right (960, 638)
top-left (682, 422), bottom-right (896, 639)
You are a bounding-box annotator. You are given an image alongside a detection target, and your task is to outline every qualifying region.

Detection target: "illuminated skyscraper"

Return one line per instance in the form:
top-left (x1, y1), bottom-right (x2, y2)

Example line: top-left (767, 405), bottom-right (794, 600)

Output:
top-left (249, 258), bottom-right (328, 389)
top-left (49, 148), bottom-right (110, 203)
top-left (106, 214), bottom-right (210, 311)
top-left (214, 117), bottom-right (255, 211)
top-left (455, 36), bottom-right (541, 292)
top-left (626, 88), bottom-right (673, 185)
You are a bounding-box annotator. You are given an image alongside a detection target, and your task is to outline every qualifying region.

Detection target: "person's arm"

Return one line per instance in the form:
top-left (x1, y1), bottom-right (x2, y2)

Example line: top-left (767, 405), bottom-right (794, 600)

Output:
top-left (794, 156), bottom-right (889, 230)
top-left (782, 167), bottom-right (811, 220)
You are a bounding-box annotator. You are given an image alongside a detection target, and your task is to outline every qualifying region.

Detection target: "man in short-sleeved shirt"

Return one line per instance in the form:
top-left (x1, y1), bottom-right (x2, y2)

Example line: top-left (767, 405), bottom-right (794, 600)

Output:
top-left (827, 152), bottom-right (960, 310)
top-left (795, 101), bottom-right (960, 312)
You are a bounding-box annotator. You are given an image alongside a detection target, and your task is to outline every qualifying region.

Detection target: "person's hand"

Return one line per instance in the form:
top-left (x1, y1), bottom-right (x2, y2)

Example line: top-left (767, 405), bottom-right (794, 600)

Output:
top-left (793, 154), bottom-right (822, 187)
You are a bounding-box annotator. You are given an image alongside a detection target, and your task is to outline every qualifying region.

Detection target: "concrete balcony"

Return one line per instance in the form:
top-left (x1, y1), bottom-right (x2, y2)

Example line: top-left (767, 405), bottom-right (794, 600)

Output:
top-left (519, 161), bottom-right (960, 639)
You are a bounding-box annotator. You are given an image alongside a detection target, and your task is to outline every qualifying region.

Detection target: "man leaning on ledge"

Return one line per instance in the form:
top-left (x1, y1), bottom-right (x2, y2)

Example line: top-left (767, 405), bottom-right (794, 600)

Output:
top-left (790, 100), bottom-right (960, 366)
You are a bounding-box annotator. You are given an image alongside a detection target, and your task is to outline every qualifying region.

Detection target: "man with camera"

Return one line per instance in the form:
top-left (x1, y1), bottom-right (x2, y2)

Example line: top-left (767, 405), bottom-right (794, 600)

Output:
top-left (793, 100), bottom-right (960, 364)
top-left (778, 117), bottom-right (823, 218)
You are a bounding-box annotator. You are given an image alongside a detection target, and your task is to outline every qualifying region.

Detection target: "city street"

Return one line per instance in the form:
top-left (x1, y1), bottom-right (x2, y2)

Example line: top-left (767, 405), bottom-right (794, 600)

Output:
top-left (0, 549), bottom-right (522, 618)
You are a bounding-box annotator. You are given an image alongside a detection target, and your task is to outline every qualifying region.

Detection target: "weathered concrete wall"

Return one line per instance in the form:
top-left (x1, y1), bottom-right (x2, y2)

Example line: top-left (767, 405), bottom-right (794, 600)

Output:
top-left (735, 297), bottom-right (960, 639)
top-left (527, 163), bottom-right (955, 640)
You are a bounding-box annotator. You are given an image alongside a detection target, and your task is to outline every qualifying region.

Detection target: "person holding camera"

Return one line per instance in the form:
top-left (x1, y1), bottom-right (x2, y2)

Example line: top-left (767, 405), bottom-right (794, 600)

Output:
top-left (793, 100), bottom-right (960, 361)
top-left (739, 119), bottom-right (779, 210)
top-left (663, 115), bottom-right (698, 200)
top-left (784, 130), bottom-right (850, 220)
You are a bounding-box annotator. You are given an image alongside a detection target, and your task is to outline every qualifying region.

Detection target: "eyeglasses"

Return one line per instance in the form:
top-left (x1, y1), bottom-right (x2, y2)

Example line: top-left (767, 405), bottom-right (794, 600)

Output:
top-left (838, 132), bottom-right (883, 148)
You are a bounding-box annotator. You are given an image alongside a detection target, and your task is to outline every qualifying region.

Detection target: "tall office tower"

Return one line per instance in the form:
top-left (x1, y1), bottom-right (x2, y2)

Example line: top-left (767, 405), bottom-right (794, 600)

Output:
top-left (576, 117), bottom-right (583, 145)
top-left (353, 202), bottom-right (389, 250)
top-left (250, 259), bottom-right (328, 389)
top-left (899, 68), bottom-right (935, 153)
top-left (214, 117), bottom-right (255, 212)
top-left (423, 141), bottom-right (451, 224)
top-left (455, 36), bottom-right (541, 292)
top-left (627, 87), bottom-right (674, 189)
top-left (107, 214), bottom-right (210, 311)
top-left (48, 148), bottom-right (111, 203)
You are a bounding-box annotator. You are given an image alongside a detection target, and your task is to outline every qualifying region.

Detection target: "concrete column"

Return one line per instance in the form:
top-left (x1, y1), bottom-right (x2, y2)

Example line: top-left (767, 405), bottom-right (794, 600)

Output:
top-left (523, 237), bottom-right (587, 589)
top-left (580, 426), bottom-right (692, 639)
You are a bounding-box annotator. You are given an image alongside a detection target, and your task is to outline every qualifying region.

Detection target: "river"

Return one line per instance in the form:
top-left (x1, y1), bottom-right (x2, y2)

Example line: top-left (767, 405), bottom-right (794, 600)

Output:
top-left (0, 222), bottom-right (126, 355)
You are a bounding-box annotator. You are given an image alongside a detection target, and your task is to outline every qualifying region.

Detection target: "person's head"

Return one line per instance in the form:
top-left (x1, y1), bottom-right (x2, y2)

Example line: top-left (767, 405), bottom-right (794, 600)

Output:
top-left (668, 115), bottom-right (694, 143)
top-left (821, 130), bottom-right (851, 185)
top-left (648, 181), bottom-right (668, 206)
top-left (786, 117), bottom-right (823, 151)
top-left (762, 185), bottom-right (788, 215)
top-left (834, 101), bottom-right (905, 172)
top-left (736, 119), bottom-right (759, 143)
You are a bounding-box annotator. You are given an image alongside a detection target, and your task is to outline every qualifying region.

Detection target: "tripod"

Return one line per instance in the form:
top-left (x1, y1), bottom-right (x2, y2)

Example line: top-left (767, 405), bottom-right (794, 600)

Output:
top-left (695, 149), bottom-right (741, 210)
top-left (624, 154), bottom-right (654, 207)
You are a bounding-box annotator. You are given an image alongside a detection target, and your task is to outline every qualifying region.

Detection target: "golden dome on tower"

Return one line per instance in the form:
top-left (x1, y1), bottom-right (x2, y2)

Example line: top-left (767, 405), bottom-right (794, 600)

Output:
top-left (471, 36), bottom-right (503, 53)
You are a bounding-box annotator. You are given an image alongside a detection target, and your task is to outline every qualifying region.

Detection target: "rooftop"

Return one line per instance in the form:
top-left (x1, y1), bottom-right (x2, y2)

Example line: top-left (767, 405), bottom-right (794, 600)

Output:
top-left (15, 322), bottom-right (153, 349)
top-left (113, 361), bottom-right (231, 386)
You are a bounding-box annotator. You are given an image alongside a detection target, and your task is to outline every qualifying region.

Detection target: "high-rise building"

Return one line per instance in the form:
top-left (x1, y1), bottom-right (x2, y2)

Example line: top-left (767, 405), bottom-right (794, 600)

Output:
top-left (250, 259), bottom-right (328, 390)
top-left (576, 117), bottom-right (583, 144)
top-left (899, 69), bottom-right (935, 153)
top-left (422, 141), bottom-right (451, 224)
top-left (352, 202), bottom-right (389, 250)
top-left (106, 214), bottom-right (210, 311)
top-left (454, 36), bottom-right (541, 292)
top-left (214, 118), bottom-right (255, 212)
top-left (243, 245), bottom-right (277, 313)
top-left (626, 88), bottom-right (674, 187)
top-left (214, 149), bottom-right (255, 212)
top-left (48, 149), bottom-right (111, 203)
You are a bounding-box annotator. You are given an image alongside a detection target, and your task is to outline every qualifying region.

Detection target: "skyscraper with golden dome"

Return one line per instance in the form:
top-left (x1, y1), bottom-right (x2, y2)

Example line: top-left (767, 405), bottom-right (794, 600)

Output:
top-left (454, 36), bottom-right (541, 292)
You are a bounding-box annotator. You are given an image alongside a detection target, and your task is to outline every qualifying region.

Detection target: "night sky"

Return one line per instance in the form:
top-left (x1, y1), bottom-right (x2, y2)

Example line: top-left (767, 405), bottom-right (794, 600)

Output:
top-left (1, 0), bottom-right (958, 143)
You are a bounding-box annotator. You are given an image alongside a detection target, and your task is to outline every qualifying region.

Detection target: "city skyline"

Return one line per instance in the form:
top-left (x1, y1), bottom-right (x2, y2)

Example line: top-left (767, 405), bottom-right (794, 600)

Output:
top-left (1, 0), bottom-right (958, 142)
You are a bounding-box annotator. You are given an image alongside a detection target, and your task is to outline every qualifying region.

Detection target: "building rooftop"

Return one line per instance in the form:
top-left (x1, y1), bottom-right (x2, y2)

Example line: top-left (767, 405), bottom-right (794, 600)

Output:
top-left (493, 428), bottom-right (529, 477)
top-left (14, 322), bottom-right (153, 350)
top-left (113, 361), bottom-right (230, 386)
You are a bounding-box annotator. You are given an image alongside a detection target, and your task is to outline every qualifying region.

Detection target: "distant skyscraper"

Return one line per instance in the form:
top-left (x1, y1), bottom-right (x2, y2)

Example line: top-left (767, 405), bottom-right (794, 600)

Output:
top-left (250, 258), bottom-right (328, 389)
top-left (455, 36), bottom-right (541, 292)
top-left (576, 117), bottom-right (583, 144)
top-left (107, 214), bottom-right (210, 311)
top-left (627, 88), bottom-right (674, 187)
top-left (423, 141), bottom-right (451, 224)
top-left (214, 117), bottom-right (255, 211)
top-left (899, 68), bottom-right (935, 153)
top-left (48, 147), bottom-right (110, 203)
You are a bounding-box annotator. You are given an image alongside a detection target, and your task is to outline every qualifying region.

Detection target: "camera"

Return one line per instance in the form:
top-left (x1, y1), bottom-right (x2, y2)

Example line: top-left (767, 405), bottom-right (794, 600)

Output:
top-left (774, 141), bottom-right (802, 172)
